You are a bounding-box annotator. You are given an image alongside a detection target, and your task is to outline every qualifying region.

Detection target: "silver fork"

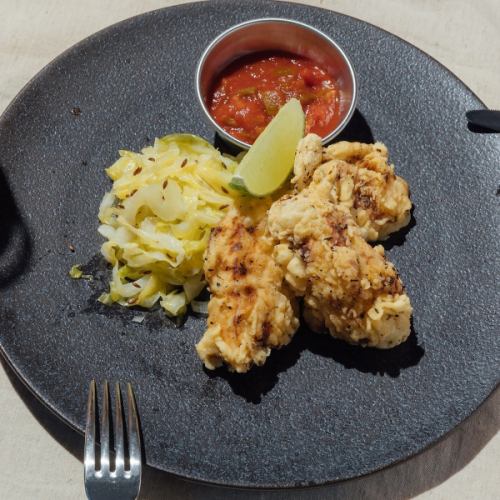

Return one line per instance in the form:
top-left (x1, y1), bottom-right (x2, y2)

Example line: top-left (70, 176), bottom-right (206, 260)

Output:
top-left (84, 380), bottom-right (142, 500)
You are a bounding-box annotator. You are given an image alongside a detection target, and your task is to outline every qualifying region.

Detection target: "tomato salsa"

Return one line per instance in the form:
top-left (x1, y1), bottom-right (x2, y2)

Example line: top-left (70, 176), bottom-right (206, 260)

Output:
top-left (208, 52), bottom-right (341, 144)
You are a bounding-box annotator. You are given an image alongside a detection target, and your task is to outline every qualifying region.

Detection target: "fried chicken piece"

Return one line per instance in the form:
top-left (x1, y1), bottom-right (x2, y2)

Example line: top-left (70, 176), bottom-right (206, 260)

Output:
top-left (306, 159), bottom-right (411, 241)
top-left (291, 133), bottom-right (323, 190)
top-left (196, 199), bottom-right (299, 372)
top-left (323, 140), bottom-right (388, 165)
top-left (268, 192), bottom-right (412, 348)
top-left (292, 135), bottom-right (412, 241)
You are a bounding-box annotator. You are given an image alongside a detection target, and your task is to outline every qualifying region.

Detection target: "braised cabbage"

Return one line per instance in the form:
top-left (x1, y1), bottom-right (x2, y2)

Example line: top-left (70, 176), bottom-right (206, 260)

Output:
top-left (97, 134), bottom-right (239, 316)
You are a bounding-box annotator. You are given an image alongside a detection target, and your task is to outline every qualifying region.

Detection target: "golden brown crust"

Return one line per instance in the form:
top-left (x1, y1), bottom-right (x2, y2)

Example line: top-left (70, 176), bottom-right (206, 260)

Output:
top-left (197, 199), bottom-right (299, 372)
top-left (199, 137), bottom-right (413, 370)
top-left (291, 133), bottom-right (323, 190)
top-left (268, 191), bottom-right (412, 349)
top-left (294, 137), bottom-right (412, 241)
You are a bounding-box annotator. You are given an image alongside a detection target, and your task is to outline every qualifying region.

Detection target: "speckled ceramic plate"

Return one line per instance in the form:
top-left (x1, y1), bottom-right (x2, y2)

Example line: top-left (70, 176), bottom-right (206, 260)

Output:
top-left (0, 0), bottom-right (498, 489)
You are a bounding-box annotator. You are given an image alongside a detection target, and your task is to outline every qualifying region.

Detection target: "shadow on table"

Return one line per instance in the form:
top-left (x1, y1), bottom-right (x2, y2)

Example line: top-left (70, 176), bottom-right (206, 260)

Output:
top-left (142, 385), bottom-right (500, 500)
top-left (2, 354), bottom-right (498, 500)
top-left (0, 357), bottom-right (83, 462)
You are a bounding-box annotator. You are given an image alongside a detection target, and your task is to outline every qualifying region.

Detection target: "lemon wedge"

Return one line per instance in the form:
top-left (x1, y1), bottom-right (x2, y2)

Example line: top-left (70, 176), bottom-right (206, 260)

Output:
top-left (230, 98), bottom-right (305, 196)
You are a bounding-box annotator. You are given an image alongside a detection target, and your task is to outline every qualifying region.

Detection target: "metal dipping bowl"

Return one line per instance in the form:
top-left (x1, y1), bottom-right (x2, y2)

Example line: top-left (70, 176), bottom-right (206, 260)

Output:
top-left (196, 18), bottom-right (358, 150)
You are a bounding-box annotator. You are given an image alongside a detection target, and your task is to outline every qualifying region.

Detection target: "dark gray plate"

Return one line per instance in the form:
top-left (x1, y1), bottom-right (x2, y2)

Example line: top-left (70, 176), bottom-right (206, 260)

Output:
top-left (0, 0), bottom-right (498, 489)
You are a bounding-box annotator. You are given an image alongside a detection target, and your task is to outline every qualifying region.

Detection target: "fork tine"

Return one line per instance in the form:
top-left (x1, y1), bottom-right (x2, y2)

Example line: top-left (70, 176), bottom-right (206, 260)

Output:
top-left (127, 383), bottom-right (142, 477)
top-left (84, 380), bottom-right (96, 476)
top-left (100, 381), bottom-right (110, 474)
top-left (114, 382), bottom-right (125, 475)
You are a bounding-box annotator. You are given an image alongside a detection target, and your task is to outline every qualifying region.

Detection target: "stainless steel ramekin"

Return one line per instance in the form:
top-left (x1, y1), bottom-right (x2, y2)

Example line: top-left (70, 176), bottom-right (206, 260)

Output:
top-left (196, 18), bottom-right (358, 150)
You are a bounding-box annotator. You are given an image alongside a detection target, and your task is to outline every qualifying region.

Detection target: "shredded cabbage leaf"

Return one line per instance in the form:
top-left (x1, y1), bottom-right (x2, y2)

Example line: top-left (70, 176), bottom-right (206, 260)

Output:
top-left (69, 265), bottom-right (83, 279)
top-left (69, 264), bottom-right (93, 280)
top-left (97, 134), bottom-right (240, 316)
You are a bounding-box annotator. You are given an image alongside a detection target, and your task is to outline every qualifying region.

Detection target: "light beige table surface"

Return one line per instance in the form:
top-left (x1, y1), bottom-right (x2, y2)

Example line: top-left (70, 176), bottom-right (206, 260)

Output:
top-left (0, 1), bottom-right (498, 499)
